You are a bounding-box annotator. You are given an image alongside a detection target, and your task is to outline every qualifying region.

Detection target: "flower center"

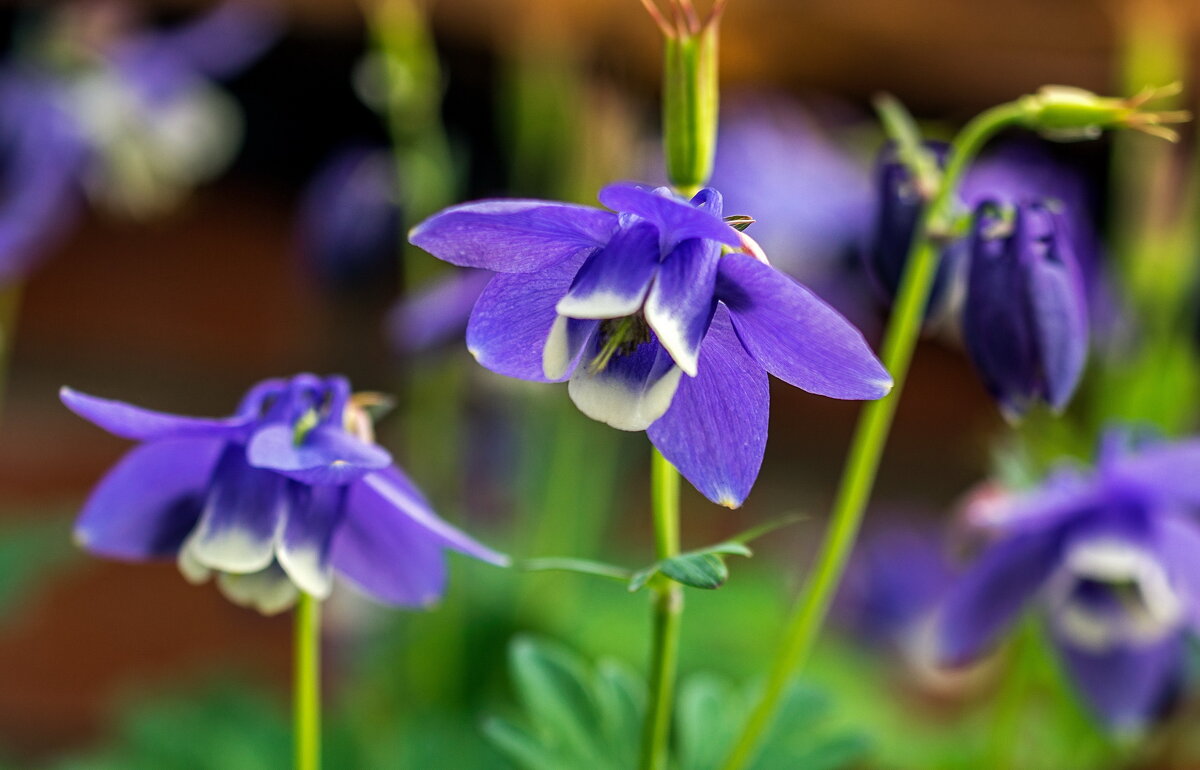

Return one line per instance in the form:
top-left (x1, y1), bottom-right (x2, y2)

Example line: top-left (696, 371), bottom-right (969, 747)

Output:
top-left (589, 314), bottom-right (653, 373)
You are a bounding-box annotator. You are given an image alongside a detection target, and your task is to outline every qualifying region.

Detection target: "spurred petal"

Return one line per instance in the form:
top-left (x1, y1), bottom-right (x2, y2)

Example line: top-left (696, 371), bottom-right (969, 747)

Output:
top-left (556, 221), bottom-right (660, 319)
top-left (647, 306), bottom-right (767, 507)
top-left (598, 183), bottom-right (739, 250)
top-left (568, 339), bottom-right (683, 431)
top-left (543, 315), bottom-right (600, 380)
top-left (645, 238), bottom-right (720, 377)
top-left (1026, 214), bottom-right (1089, 409)
top-left (276, 484), bottom-right (346, 599)
top-left (187, 445), bottom-right (287, 574)
top-left (409, 199), bottom-right (616, 273)
top-left (939, 527), bottom-right (1063, 665)
top-left (466, 251), bottom-right (590, 382)
top-left (61, 387), bottom-right (253, 441)
top-left (1052, 632), bottom-right (1183, 731)
top-left (246, 424), bottom-right (391, 485)
top-left (216, 563), bottom-right (299, 616)
top-left (74, 438), bottom-right (222, 560)
top-left (717, 253), bottom-right (892, 399)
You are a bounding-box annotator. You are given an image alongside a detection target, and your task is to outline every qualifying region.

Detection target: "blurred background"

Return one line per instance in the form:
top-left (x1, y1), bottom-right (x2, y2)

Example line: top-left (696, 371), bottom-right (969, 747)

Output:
top-left (0, 0), bottom-right (1197, 767)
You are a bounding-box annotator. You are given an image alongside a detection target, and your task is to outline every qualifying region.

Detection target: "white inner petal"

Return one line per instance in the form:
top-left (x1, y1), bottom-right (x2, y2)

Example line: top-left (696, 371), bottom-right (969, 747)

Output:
top-left (644, 285), bottom-right (700, 378)
top-left (556, 287), bottom-right (648, 321)
top-left (568, 364), bottom-right (683, 432)
top-left (543, 315), bottom-right (576, 380)
top-left (217, 567), bottom-right (300, 616)
top-left (1045, 537), bottom-right (1184, 651)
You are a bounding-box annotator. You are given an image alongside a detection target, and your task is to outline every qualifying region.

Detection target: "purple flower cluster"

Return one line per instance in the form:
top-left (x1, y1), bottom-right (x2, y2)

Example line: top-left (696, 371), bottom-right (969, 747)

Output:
top-left (63, 375), bottom-right (506, 614)
top-left (868, 142), bottom-right (1093, 418)
top-left (410, 182), bottom-right (892, 507)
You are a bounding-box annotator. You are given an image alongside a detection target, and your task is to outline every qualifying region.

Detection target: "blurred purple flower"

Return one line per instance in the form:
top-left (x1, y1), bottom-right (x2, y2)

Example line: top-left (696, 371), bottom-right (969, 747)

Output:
top-left (938, 432), bottom-right (1200, 730)
top-left (838, 524), bottom-right (953, 648)
top-left (867, 141), bottom-right (1102, 316)
top-left (711, 98), bottom-right (873, 279)
top-left (0, 71), bottom-right (88, 285)
top-left (297, 146), bottom-right (400, 290)
top-left (61, 0), bottom-right (280, 215)
top-left (410, 182), bottom-right (891, 507)
top-left (963, 201), bottom-right (1088, 419)
top-left (62, 374), bottom-right (506, 614)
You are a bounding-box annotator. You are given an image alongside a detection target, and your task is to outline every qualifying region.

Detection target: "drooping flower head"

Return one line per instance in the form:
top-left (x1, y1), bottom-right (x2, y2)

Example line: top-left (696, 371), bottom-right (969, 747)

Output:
top-left (938, 431), bottom-right (1200, 730)
top-left (410, 182), bottom-right (892, 507)
top-left (962, 201), bottom-right (1088, 419)
top-left (62, 374), bottom-right (506, 614)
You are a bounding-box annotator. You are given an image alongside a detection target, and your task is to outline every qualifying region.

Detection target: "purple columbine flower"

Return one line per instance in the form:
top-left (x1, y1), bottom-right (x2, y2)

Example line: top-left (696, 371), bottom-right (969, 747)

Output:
top-left (61, 374), bottom-right (507, 615)
top-left (409, 182), bottom-right (892, 507)
top-left (938, 432), bottom-right (1200, 731)
top-left (963, 201), bottom-right (1088, 419)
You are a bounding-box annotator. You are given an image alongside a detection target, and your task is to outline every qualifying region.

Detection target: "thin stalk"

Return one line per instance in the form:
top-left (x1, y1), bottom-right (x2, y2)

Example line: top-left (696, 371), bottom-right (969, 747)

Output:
top-left (639, 448), bottom-right (683, 770)
top-left (294, 592), bottom-right (321, 770)
top-left (721, 101), bottom-right (1025, 770)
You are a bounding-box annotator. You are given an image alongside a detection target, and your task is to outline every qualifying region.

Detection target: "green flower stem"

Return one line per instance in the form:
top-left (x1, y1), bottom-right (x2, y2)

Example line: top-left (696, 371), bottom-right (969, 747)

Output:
top-left (294, 592), bottom-right (321, 770)
top-left (639, 447), bottom-right (683, 770)
top-left (721, 101), bottom-right (1026, 770)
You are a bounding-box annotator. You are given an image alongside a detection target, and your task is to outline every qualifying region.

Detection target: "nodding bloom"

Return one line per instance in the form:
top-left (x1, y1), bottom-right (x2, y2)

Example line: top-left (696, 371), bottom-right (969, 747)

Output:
top-left (867, 141), bottom-right (1099, 317)
top-left (409, 182), bottom-right (892, 507)
top-left (62, 375), bottom-right (507, 615)
top-left (938, 432), bottom-right (1200, 731)
top-left (962, 201), bottom-right (1088, 419)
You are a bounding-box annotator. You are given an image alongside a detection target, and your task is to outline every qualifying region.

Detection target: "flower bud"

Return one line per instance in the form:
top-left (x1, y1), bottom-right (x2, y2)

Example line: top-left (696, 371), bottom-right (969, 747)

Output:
top-left (1018, 84), bottom-right (1190, 142)
top-left (963, 201), bottom-right (1088, 419)
top-left (865, 141), bottom-right (955, 313)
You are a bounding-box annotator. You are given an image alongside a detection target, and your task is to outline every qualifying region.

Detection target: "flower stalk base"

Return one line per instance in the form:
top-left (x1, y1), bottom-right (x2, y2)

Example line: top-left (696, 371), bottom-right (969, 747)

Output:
top-left (639, 448), bottom-right (683, 770)
top-left (294, 592), bottom-right (321, 770)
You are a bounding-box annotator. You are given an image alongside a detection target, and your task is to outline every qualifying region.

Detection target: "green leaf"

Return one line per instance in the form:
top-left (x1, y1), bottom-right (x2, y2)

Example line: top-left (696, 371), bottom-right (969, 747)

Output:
top-left (674, 676), bottom-right (871, 770)
top-left (485, 637), bottom-right (643, 770)
top-left (628, 542), bottom-right (753, 592)
top-left (658, 551), bottom-right (730, 589)
top-left (521, 557), bottom-right (632, 582)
